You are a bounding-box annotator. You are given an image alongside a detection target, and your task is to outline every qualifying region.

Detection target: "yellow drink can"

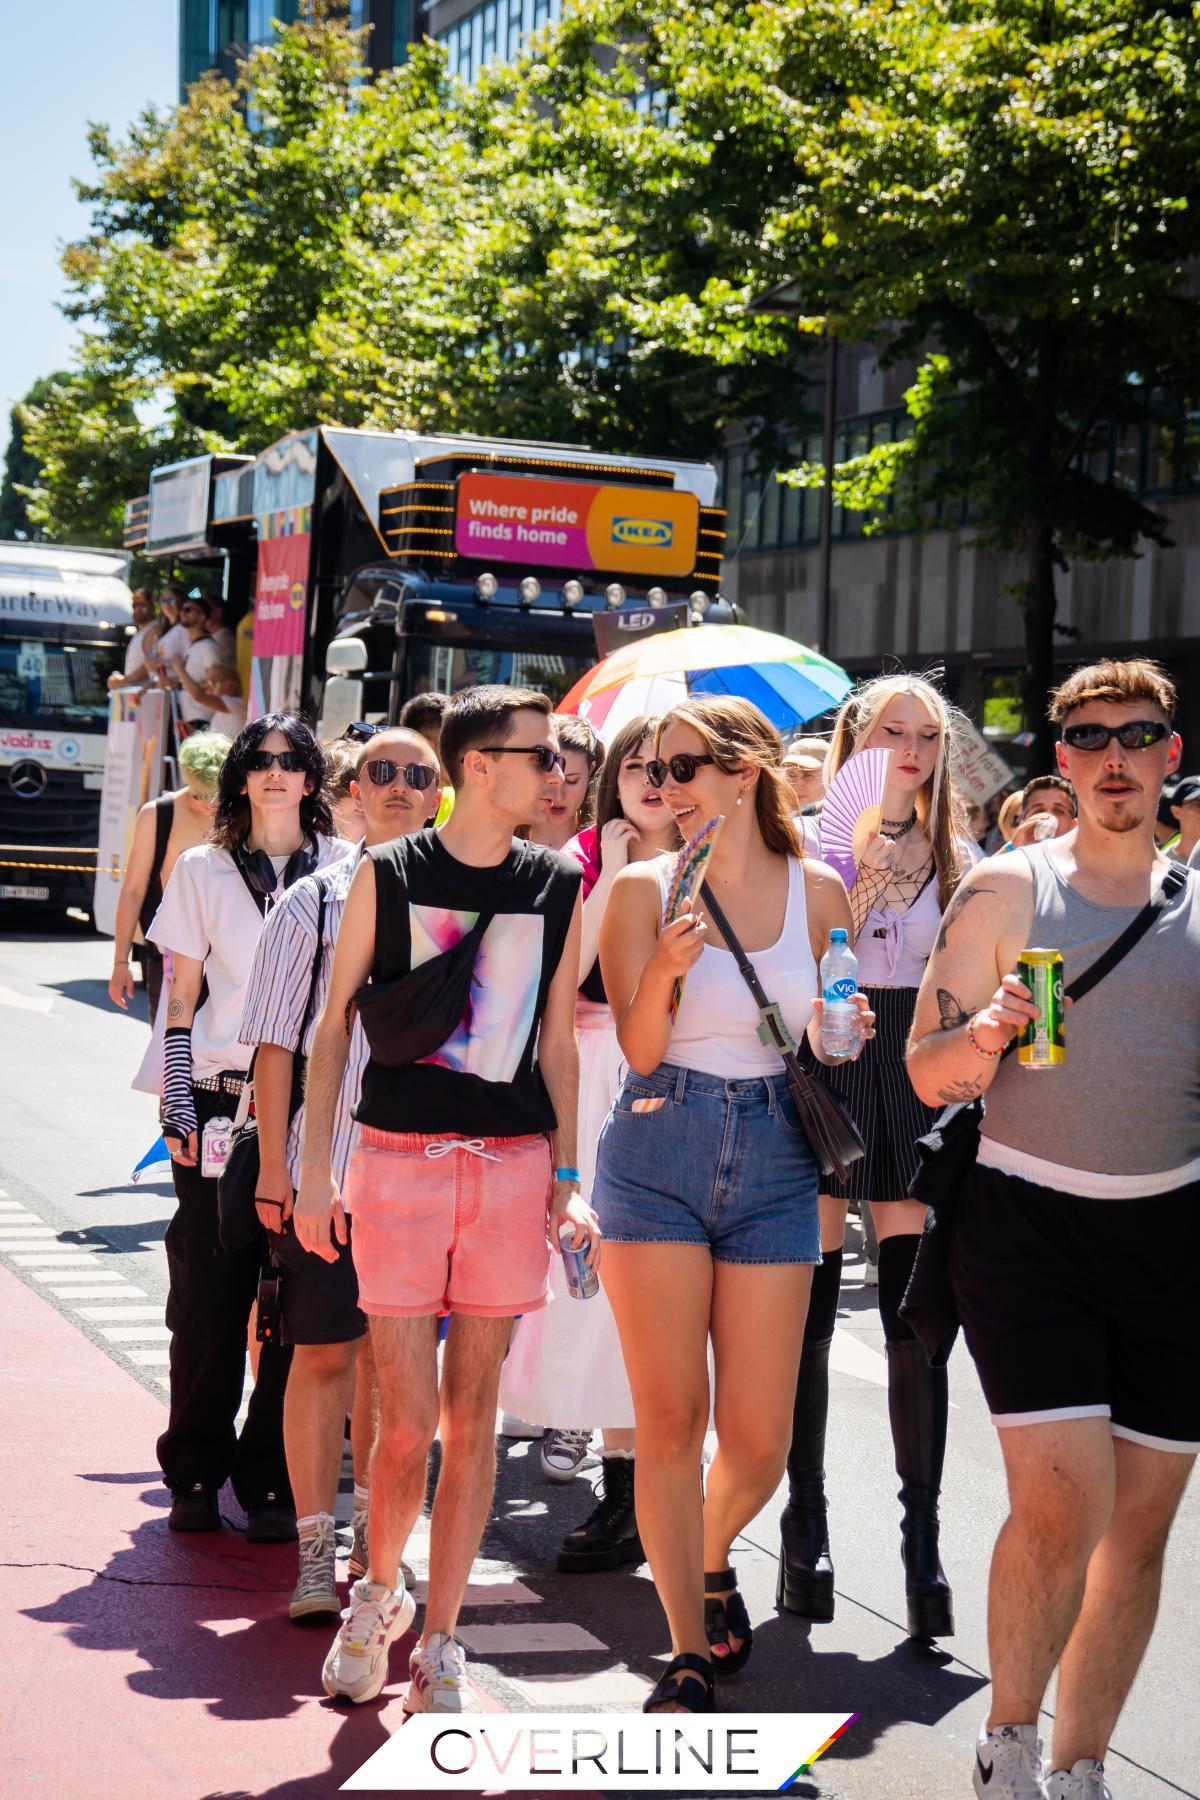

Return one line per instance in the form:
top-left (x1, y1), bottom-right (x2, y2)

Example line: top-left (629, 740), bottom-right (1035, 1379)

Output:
top-left (1017, 948), bottom-right (1065, 1068)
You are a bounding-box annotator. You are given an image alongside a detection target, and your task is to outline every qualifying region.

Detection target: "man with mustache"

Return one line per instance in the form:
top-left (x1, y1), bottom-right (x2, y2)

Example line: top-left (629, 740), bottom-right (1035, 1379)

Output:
top-left (909, 659), bottom-right (1199, 1800)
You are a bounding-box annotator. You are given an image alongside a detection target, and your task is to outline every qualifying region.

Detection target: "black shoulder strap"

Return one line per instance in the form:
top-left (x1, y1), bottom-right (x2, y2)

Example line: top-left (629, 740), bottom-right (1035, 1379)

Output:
top-left (1065, 862), bottom-right (1185, 1006)
top-left (990, 862), bottom-right (1186, 1064)
top-left (297, 883), bottom-right (328, 1050)
top-left (700, 879), bottom-right (803, 1069)
top-left (153, 792), bottom-right (174, 869)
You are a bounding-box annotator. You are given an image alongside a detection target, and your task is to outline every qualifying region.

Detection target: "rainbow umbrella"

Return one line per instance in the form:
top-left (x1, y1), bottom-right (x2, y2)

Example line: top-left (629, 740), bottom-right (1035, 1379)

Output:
top-left (558, 623), bottom-right (852, 740)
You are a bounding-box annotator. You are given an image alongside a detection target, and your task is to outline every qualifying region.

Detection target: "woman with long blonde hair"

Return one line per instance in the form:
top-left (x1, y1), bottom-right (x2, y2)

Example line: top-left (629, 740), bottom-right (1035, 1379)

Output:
top-left (592, 695), bottom-right (873, 1712)
top-left (778, 671), bottom-right (974, 1644)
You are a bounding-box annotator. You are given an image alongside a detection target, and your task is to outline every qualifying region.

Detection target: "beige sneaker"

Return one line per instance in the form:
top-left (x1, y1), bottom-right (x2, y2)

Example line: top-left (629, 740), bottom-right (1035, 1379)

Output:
top-left (321, 1578), bottom-right (416, 1704)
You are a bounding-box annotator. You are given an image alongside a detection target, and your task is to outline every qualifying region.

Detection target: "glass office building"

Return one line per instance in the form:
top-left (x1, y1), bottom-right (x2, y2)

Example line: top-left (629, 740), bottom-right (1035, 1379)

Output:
top-left (179, 1), bottom-right (421, 97)
top-left (430, 0), bottom-right (561, 86)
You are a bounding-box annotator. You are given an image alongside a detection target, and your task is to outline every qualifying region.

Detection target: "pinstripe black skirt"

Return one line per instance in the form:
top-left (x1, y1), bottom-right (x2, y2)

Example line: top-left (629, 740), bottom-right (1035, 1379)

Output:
top-left (805, 986), bottom-right (937, 1202)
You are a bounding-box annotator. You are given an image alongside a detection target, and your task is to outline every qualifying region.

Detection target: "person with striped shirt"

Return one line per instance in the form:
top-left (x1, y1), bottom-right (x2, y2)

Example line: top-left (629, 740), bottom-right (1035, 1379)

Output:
top-left (241, 726), bottom-right (442, 1622)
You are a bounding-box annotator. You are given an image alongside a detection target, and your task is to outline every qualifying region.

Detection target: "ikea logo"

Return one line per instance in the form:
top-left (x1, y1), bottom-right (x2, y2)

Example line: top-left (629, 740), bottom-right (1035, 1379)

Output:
top-left (612, 517), bottom-right (674, 548)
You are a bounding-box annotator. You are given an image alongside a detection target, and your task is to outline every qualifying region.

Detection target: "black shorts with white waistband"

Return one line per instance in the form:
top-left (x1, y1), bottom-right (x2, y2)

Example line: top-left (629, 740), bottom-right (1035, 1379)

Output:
top-left (951, 1162), bottom-right (1200, 1453)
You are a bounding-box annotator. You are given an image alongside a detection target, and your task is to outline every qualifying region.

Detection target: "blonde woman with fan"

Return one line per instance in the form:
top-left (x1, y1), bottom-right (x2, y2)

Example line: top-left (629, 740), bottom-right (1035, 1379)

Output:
top-left (779, 671), bottom-right (977, 1645)
top-left (592, 696), bottom-right (873, 1713)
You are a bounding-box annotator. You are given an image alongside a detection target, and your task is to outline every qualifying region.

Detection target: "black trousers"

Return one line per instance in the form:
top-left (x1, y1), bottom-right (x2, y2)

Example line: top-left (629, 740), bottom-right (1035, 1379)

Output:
top-left (157, 1079), bottom-right (293, 1508)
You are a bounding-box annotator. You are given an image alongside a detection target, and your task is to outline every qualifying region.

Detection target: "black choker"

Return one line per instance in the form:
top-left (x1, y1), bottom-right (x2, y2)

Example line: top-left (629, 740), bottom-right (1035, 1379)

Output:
top-left (881, 811), bottom-right (917, 837)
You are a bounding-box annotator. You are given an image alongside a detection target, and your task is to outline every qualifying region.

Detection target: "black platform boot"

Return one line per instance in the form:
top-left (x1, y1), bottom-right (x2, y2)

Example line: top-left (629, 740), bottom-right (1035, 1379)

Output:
top-left (777, 1333), bottom-right (836, 1620)
top-left (887, 1337), bottom-right (954, 1640)
top-left (556, 1456), bottom-right (644, 1573)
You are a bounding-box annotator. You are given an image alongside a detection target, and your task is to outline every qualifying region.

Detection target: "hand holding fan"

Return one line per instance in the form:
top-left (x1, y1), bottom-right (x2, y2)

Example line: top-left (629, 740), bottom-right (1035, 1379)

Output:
top-left (664, 814), bottom-right (724, 1021)
top-left (819, 749), bottom-right (893, 889)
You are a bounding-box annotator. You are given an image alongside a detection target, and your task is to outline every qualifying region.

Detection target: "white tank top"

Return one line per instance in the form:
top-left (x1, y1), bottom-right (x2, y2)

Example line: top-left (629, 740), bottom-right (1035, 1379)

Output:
top-left (653, 854), bottom-right (818, 1077)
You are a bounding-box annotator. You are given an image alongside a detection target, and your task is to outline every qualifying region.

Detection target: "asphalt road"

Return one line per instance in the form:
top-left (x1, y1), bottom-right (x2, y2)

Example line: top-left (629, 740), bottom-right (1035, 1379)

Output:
top-left (0, 910), bottom-right (1197, 1800)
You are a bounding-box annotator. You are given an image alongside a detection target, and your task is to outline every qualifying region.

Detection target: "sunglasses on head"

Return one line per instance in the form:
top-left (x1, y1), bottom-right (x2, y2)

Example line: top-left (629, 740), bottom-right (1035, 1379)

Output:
top-left (481, 744), bottom-right (567, 774)
top-left (363, 758), bottom-right (437, 791)
top-left (341, 721), bottom-right (378, 745)
top-left (245, 749), bottom-right (304, 774)
top-left (645, 753), bottom-right (717, 788)
top-left (1061, 721), bottom-right (1170, 753)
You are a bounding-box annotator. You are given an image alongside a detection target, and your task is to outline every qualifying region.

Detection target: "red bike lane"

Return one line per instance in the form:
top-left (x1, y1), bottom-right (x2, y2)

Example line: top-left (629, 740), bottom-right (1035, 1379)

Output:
top-left (0, 1261), bottom-right (422, 1800)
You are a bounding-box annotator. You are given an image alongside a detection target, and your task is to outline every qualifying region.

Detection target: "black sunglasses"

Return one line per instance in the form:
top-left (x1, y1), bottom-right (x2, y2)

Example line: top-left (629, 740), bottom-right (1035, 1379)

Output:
top-left (245, 749), bottom-right (304, 774)
top-left (341, 721), bottom-right (379, 745)
top-left (481, 744), bottom-right (567, 774)
top-left (645, 753), bottom-right (717, 788)
top-left (363, 758), bottom-right (438, 791)
top-left (1061, 721), bottom-right (1170, 753)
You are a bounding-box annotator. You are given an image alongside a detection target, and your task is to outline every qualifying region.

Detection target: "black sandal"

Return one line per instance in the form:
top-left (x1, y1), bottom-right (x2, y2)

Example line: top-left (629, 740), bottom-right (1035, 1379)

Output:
top-left (642, 1653), bottom-right (716, 1713)
top-left (704, 1567), bottom-right (753, 1676)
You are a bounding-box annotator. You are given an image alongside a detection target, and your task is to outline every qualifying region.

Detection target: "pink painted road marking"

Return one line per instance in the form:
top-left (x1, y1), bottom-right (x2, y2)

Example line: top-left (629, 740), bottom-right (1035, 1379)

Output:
top-left (0, 1262), bottom-right (427, 1798)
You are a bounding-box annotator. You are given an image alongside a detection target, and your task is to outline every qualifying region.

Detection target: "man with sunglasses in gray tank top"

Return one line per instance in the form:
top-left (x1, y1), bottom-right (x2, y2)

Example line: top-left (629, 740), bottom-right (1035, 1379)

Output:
top-left (909, 659), bottom-right (1200, 1800)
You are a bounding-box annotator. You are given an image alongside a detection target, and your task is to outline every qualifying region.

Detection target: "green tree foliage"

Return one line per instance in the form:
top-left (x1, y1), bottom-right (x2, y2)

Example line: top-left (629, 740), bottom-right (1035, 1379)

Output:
top-left (562, 0), bottom-right (1200, 756)
top-left (1, 374), bottom-right (69, 540)
top-left (23, 4), bottom-right (803, 548)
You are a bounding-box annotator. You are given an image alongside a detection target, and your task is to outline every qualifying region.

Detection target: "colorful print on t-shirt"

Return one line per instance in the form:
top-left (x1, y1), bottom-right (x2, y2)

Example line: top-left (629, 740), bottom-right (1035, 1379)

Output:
top-left (409, 904), bottom-right (544, 1083)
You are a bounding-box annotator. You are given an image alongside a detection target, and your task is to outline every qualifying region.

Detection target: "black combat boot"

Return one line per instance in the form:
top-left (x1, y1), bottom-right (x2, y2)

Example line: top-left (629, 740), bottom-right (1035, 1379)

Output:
top-left (556, 1456), bottom-right (643, 1573)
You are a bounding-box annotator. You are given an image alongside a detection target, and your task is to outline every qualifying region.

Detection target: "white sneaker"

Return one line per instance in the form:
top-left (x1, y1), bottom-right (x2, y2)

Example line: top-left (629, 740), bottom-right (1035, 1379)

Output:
top-left (321, 1577), bottom-right (416, 1703)
top-left (406, 1631), bottom-right (475, 1714)
top-left (540, 1426), bottom-right (591, 1480)
top-left (974, 1723), bottom-right (1048, 1799)
top-left (290, 1516), bottom-right (340, 1620)
top-left (1046, 1762), bottom-right (1113, 1800)
top-left (499, 1412), bottom-right (542, 1439)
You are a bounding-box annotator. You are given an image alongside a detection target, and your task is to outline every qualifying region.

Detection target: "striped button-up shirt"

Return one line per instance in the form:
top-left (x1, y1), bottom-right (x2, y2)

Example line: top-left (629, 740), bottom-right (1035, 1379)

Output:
top-left (240, 847), bottom-right (366, 1192)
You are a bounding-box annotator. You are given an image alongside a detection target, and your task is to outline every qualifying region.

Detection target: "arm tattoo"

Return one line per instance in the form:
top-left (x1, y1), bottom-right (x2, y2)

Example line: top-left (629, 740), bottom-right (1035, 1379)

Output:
top-left (934, 883), bottom-right (994, 954)
top-left (167, 997), bottom-right (184, 1021)
top-left (935, 988), bottom-right (971, 1032)
top-left (936, 1077), bottom-right (984, 1103)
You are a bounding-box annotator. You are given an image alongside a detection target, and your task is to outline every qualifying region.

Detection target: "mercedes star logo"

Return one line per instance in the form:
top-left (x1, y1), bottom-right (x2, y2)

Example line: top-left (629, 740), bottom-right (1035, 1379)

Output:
top-left (8, 760), bottom-right (48, 799)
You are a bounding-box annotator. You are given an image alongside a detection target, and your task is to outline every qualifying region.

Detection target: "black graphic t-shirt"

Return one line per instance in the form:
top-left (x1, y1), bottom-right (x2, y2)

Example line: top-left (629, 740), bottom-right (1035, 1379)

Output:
top-left (354, 831), bottom-right (581, 1137)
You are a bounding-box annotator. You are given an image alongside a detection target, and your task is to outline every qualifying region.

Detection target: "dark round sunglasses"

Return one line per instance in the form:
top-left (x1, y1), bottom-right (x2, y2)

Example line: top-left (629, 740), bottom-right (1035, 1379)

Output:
top-left (645, 753), bottom-right (717, 788)
top-left (341, 720), bottom-right (379, 745)
top-left (246, 749), bottom-right (304, 773)
top-left (1061, 721), bottom-right (1169, 753)
top-left (363, 758), bottom-right (438, 791)
top-left (481, 744), bottom-right (567, 774)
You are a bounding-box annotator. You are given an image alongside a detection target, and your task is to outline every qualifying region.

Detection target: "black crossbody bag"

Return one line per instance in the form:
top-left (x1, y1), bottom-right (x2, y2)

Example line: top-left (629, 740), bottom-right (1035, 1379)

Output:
top-left (217, 885), bottom-right (327, 1253)
top-left (901, 862), bottom-right (1186, 1364)
top-left (699, 880), bottom-right (867, 1183)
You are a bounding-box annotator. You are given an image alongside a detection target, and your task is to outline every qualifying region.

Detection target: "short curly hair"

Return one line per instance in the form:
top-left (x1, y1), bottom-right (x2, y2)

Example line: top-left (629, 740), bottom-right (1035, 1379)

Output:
top-left (1049, 658), bottom-right (1177, 724)
top-left (178, 731), bottom-right (232, 796)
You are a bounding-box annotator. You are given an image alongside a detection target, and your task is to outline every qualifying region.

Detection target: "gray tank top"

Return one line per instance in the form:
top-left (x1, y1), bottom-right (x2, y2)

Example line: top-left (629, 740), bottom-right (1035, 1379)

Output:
top-left (980, 850), bottom-right (1200, 1193)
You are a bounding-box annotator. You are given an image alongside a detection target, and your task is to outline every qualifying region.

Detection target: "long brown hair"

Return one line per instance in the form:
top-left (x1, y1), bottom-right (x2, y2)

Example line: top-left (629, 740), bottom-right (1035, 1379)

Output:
top-left (825, 673), bottom-right (963, 908)
top-left (591, 715), bottom-right (683, 862)
top-left (655, 696), bottom-right (801, 857)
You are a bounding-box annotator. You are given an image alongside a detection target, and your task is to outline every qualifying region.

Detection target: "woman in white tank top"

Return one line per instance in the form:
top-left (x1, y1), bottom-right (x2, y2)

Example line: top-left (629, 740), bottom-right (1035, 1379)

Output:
top-left (591, 696), bottom-right (873, 1713)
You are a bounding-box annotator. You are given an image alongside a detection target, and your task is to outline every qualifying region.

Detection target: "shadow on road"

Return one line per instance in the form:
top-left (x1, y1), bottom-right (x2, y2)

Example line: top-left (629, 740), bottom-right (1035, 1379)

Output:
top-left (21, 1472), bottom-right (397, 1800)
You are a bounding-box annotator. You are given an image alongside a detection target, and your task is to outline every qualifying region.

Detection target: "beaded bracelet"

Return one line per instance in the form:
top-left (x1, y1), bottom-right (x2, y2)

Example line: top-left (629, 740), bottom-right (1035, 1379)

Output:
top-left (966, 1015), bottom-right (1005, 1060)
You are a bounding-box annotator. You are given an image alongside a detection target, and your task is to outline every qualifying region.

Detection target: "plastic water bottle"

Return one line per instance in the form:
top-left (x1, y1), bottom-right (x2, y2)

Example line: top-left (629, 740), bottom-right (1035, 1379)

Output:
top-left (820, 928), bottom-right (861, 1060)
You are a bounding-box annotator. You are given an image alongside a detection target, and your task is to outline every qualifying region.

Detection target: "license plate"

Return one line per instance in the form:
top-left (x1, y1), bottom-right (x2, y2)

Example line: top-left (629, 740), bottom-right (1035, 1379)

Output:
top-left (0, 885), bottom-right (51, 901)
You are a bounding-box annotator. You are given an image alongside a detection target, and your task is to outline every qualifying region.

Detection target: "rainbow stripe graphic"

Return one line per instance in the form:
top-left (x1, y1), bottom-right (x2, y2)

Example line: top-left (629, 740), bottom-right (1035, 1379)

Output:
top-left (664, 814), bottom-right (723, 1021)
top-left (778, 1713), bottom-right (860, 1788)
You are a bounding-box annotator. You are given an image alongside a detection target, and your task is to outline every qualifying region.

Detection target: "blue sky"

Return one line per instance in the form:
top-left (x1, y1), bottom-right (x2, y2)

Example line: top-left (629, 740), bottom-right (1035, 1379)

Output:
top-left (0, 2), bottom-right (176, 460)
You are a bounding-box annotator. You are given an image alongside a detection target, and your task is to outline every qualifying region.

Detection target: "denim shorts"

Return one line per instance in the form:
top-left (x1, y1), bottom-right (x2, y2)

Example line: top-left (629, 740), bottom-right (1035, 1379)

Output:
top-left (592, 1063), bottom-right (821, 1265)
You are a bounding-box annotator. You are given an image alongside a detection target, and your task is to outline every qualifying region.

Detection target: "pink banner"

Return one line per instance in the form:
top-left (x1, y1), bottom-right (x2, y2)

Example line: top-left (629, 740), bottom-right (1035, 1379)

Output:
top-left (254, 508), bottom-right (311, 658)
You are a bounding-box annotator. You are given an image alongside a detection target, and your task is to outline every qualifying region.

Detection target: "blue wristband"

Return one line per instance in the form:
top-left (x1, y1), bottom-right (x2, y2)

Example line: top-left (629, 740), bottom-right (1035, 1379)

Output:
top-left (554, 1166), bottom-right (581, 1183)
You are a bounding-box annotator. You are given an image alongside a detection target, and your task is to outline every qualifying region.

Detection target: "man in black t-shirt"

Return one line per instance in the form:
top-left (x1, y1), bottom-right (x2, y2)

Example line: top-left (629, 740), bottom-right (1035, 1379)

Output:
top-left (301, 686), bottom-right (598, 1711)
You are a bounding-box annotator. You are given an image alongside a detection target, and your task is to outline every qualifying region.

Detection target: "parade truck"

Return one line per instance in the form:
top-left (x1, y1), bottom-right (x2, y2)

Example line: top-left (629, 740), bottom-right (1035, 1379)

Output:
top-left (123, 426), bottom-right (730, 736)
top-left (0, 542), bottom-right (133, 916)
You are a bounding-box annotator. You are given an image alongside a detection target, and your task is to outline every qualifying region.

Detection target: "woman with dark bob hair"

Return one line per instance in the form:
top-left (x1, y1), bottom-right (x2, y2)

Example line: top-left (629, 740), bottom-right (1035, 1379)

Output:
top-left (146, 713), bottom-right (351, 1541)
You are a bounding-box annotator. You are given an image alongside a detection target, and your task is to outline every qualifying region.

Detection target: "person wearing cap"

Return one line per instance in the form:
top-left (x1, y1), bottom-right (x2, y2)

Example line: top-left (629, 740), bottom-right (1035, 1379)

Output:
top-left (1167, 775), bottom-right (1200, 865)
top-left (782, 736), bottom-right (829, 812)
top-left (169, 595), bottom-right (222, 726)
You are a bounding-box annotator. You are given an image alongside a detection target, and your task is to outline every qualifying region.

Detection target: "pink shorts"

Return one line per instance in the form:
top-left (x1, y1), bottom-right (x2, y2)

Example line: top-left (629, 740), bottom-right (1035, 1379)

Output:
top-left (343, 1128), bottom-right (553, 1318)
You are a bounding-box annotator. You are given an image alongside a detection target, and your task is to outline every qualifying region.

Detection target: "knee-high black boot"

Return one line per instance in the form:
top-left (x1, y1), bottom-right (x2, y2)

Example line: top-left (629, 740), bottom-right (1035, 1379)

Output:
top-left (879, 1236), bottom-right (954, 1640)
top-left (777, 1250), bottom-right (841, 1621)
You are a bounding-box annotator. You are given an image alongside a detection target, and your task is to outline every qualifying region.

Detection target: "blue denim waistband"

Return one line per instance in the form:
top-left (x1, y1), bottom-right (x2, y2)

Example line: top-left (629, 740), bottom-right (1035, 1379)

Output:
top-left (634, 1061), bottom-right (788, 1109)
